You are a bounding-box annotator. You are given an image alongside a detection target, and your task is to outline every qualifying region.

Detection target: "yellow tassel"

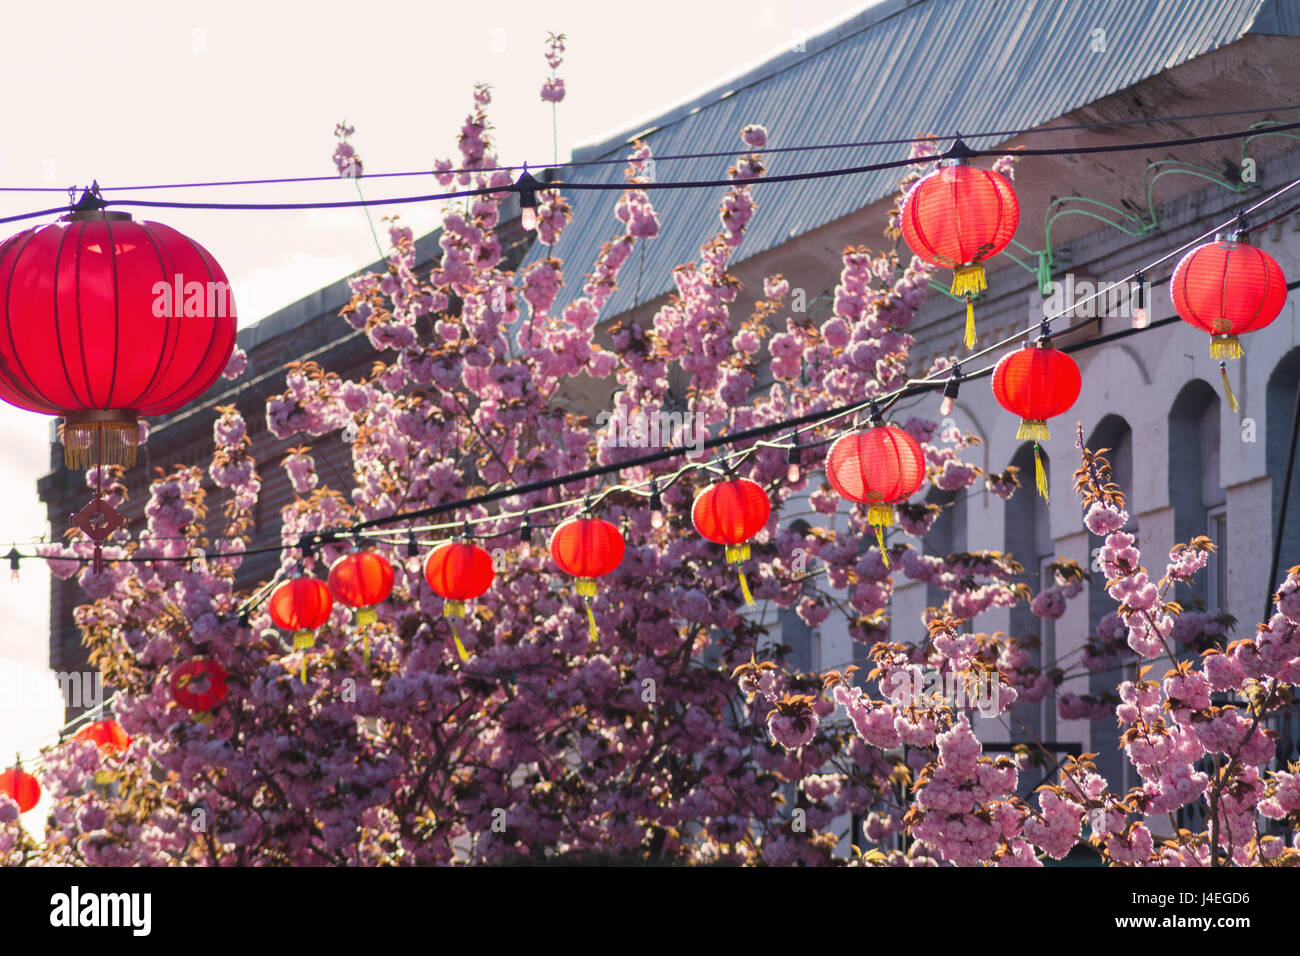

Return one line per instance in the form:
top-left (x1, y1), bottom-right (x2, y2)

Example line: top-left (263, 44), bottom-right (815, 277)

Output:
top-left (443, 600), bottom-right (466, 618)
top-left (362, 632), bottom-right (370, 669)
top-left (738, 569), bottom-right (754, 607)
top-left (1220, 363), bottom-right (1240, 414)
top-left (451, 619), bottom-right (469, 661)
top-left (725, 542), bottom-right (751, 564)
top-left (1210, 335), bottom-right (1243, 360)
top-left (1016, 419), bottom-right (1051, 442)
top-left (356, 607), bottom-right (377, 626)
top-left (963, 296), bottom-right (976, 350)
top-left (950, 263), bottom-right (987, 298)
top-left (575, 578), bottom-right (597, 599)
top-left (93, 769), bottom-right (116, 786)
top-left (875, 525), bottom-right (890, 568)
top-left (1034, 444), bottom-right (1049, 504)
top-left (196, 711), bottom-right (213, 726)
top-left (866, 502), bottom-right (894, 527)
top-left (585, 601), bottom-right (598, 643)
top-left (301, 656), bottom-right (307, 684)
top-left (293, 630), bottom-right (314, 650)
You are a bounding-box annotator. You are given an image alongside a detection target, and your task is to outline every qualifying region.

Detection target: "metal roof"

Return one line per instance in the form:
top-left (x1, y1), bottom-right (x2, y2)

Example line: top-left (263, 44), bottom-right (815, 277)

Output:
top-left (523, 0), bottom-right (1300, 319)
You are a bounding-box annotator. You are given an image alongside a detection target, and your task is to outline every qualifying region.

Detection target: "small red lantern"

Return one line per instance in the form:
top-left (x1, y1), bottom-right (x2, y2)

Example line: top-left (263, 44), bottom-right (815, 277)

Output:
top-left (900, 143), bottom-right (1019, 349)
top-left (0, 188), bottom-right (237, 571)
top-left (1170, 233), bottom-right (1287, 412)
top-left (827, 423), bottom-right (925, 563)
top-left (170, 658), bottom-right (228, 721)
top-left (269, 575), bottom-right (333, 681)
top-left (550, 516), bottom-right (625, 641)
top-left (76, 719), bottom-right (132, 785)
top-left (692, 477), bottom-right (770, 606)
top-left (0, 762), bottom-right (40, 813)
top-left (425, 541), bottom-right (495, 661)
top-left (76, 719), bottom-right (131, 754)
top-left (992, 342), bottom-right (1082, 502)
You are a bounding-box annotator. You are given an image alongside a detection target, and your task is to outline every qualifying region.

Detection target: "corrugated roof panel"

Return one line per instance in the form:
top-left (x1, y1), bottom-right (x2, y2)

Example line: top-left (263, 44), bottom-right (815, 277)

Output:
top-left (526, 0), bottom-right (1298, 320)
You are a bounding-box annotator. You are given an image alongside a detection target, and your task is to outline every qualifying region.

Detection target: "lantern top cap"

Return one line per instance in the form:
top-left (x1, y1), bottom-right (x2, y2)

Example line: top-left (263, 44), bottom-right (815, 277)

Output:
top-left (937, 136), bottom-right (977, 167)
top-left (61, 182), bottom-right (132, 222)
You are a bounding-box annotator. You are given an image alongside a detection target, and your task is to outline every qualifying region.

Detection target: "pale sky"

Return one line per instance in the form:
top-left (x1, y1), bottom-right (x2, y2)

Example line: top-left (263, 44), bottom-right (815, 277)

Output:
top-left (0, 0), bottom-right (878, 794)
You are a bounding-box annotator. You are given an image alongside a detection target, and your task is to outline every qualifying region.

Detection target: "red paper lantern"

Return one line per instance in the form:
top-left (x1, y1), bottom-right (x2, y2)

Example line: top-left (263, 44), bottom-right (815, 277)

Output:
top-left (75, 719), bottom-right (132, 755)
top-left (1170, 235), bottom-right (1286, 358)
top-left (424, 541), bottom-right (495, 661)
top-left (170, 658), bottom-right (228, 716)
top-left (827, 424), bottom-right (925, 560)
top-left (900, 148), bottom-right (1019, 349)
top-left (692, 478), bottom-right (770, 606)
top-left (268, 576), bottom-right (333, 651)
top-left (328, 550), bottom-right (394, 626)
top-left (550, 516), bottom-right (625, 640)
top-left (0, 194), bottom-right (236, 466)
top-left (992, 343), bottom-right (1081, 501)
top-left (0, 765), bottom-right (40, 813)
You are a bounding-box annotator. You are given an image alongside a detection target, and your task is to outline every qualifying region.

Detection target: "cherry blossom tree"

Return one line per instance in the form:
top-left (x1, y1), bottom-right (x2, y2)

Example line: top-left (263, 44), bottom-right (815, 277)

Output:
top-left (4, 40), bottom-right (1298, 867)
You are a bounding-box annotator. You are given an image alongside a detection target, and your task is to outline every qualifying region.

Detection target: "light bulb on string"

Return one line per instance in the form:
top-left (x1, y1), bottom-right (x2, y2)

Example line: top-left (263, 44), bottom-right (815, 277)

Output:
top-left (5, 548), bottom-right (18, 583)
top-left (649, 480), bottom-right (664, 529)
top-left (786, 438), bottom-right (802, 483)
top-left (515, 168), bottom-right (542, 232)
top-left (519, 515), bottom-right (533, 558)
top-left (939, 365), bottom-right (962, 418)
top-left (1131, 271), bottom-right (1148, 329)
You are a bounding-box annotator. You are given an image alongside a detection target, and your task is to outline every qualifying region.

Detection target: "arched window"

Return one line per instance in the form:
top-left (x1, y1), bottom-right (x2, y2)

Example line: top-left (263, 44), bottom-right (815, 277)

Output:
top-left (1085, 414), bottom-right (1135, 789)
top-left (1266, 347), bottom-right (1300, 596)
top-left (1005, 442), bottom-right (1053, 750)
top-left (922, 486), bottom-right (966, 612)
top-left (1168, 380), bottom-right (1224, 612)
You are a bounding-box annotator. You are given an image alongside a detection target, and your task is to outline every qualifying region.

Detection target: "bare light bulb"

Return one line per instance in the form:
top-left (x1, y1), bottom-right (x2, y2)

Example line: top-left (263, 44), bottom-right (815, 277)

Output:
top-left (939, 395), bottom-right (956, 417)
top-left (651, 510), bottom-right (665, 529)
top-left (1131, 306), bottom-right (1148, 329)
top-left (521, 206), bottom-right (538, 231)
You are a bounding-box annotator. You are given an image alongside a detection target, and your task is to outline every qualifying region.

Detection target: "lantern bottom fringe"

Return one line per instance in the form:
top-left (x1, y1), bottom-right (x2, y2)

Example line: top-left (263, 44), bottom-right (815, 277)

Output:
top-left (951, 263), bottom-right (987, 298)
top-left (585, 601), bottom-right (598, 643)
top-left (355, 607), bottom-right (377, 626)
top-left (293, 630), bottom-right (315, 650)
top-left (195, 711), bottom-right (213, 726)
top-left (443, 600), bottom-right (466, 618)
top-left (93, 769), bottom-right (116, 786)
top-left (62, 412), bottom-right (140, 470)
top-left (738, 570), bottom-right (754, 607)
top-left (1016, 419), bottom-right (1051, 442)
top-left (1210, 335), bottom-right (1243, 360)
top-left (1034, 444), bottom-right (1050, 504)
top-left (1219, 363), bottom-right (1240, 414)
top-left (450, 620), bottom-right (470, 662)
top-left (725, 543), bottom-right (751, 563)
top-left (963, 297), bottom-right (976, 350)
top-left (868, 503), bottom-right (893, 569)
top-left (576, 578), bottom-right (597, 599)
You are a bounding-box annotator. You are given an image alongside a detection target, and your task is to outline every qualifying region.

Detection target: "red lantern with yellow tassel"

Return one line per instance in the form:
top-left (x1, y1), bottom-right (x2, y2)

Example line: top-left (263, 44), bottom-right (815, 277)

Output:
top-left (550, 516), bottom-right (624, 642)
top-left (76, 719), bottom-right (132, 785)
top-left (329, 548), bottom-right (394, 666)
top-left (169, 658), bottom-right (228, 723)
top-left (991, 341), bottom-right (1081, 503)
top-left (1170, 231), bottom-right (1287, 413)
top-left (424, 540), bottom-right (495, 662)
top-left (826, 422), bottom-right (925, 565)
top-left (692, 477), bottom-right (770, 607)
top-left (268, 576), bottom-right (333, 681)
top-left (900, 140), bottom-right (1019, 350)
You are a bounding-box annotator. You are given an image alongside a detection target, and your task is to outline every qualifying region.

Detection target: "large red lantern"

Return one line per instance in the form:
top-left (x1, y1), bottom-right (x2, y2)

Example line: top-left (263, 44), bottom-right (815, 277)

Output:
top-left (170, 658), bottom-right (228, 721)
top-left (1170, 233), bottom-right (1287, 412)
top-left (425, 541), bottom-right (495, 661)
top-left (992, 342), bottom-right (1081, 502)
top-left (692, 477), bottom-right (770, 606)
top-left (827, 423), bottom-right (925, 563)
top-left (550, 516), bottom-right (625, 641)
top-left (900, 145), bottom-right (1019, 349)
top-left (0, 763), bottom-right (40, 813)
top-left (0, 188), bottom-right (237, 570)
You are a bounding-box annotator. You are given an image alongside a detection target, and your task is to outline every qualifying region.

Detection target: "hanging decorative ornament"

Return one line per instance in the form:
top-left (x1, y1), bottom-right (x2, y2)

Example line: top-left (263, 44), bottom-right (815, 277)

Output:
top-left (268, 575), bottom-right (333, 681)
top-left (0, 757), bottom-right (40, 813)
top-left (169, 658), bottom-right (228, 723)
top-left (900, 139), bottom-right (1019, 350)
top-left (692, 477), bottom-right (770, 607)
top-left (826, 414), bottom-right (925, 566)
top-left (991, 339), bottom-right (1082, 503)
top-left (0, 185), bottom-right (237, 572)
top-left (424, 539), bottom-right (495, 662)
top-left (75, 719), bottom-right (132, 785)
top-left (328, 548), bottom-right (395, 667)
top-left (1170, 229), bottom-right (1286, 413)
top-left (550, 515), bottom-right (624, 642)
